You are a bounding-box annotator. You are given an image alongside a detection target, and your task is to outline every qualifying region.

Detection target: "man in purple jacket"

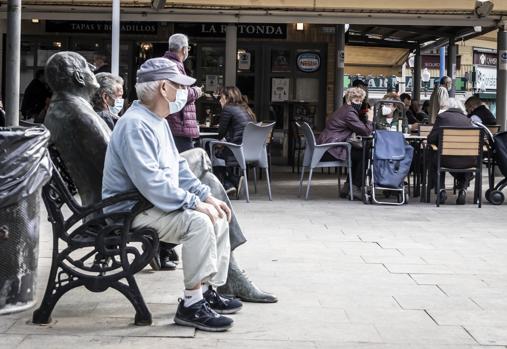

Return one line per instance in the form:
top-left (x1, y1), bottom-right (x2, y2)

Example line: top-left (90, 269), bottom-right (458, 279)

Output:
top-left (164, 33), bottom-right (203, 153)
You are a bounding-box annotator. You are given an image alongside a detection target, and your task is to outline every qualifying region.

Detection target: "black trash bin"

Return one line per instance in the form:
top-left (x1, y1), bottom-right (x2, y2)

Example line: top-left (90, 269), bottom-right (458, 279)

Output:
top-left (0, 126), bottom-right (51, 314)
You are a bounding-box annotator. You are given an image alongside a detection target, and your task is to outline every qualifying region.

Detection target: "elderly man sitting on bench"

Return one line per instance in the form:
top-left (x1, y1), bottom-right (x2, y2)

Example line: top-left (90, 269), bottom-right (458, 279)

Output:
top-left (102, 58), bottom-right (241, 332)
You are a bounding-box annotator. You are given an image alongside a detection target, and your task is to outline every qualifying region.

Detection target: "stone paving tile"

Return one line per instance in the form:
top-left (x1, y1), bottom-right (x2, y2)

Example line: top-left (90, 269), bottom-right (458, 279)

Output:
top-left (119, 337), bottom-right (219, 348)
top-left (470, 294), bottom-right (507, 311)
top-left (6, 316), bottom-right (194, 338)
top-left (216, 339), bottom-right (316, 349)
top-left (384, 263), bottom-right (454, 274)
top-left (0, 316), bottom-right (19, 333)
top-left (197, 322), bottom-right (383, 343)
top-left (393, 294), bottom-right (481, 311)
top-left (427, 310), bottom-right (507, 327)
top-left (361, 255), bottom-right (427, 265)
top-left (315, 343), bottom-right (504, 349)
top-left (464, 326), bottom-right (507, 346)
top-left (409, 274), bottom-right (489, 288)
top-left (14, 334), bottom-right (122, 349)
top-left (375, 324), bottom-right (477, 345)
top-left (0, 334), bottom-right (26, 348)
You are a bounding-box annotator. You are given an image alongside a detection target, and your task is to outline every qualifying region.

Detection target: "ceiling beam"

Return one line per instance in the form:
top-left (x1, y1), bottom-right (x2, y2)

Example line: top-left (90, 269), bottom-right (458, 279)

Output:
top-left (1, 6), bottom-right (501, 27)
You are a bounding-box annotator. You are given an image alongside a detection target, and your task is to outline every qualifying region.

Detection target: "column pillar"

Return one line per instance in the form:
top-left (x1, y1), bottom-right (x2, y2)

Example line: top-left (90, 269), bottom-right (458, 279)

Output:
top-left (447, 36), bottom-right (457, 97)
top-left (5, 0), bottom-right (21, 126)
top-left (335, 24), bottom-right (345, 110)
top-left (497, 27), bottom-right (507, 131)
top-left (413, 46), bottom-right (422, 102)
top-left (111, 0), bottom-right (120, 76)
top-left (439, 47), bottom-right (445, 79)
top-left (225, 24), bottom-right (237, 86)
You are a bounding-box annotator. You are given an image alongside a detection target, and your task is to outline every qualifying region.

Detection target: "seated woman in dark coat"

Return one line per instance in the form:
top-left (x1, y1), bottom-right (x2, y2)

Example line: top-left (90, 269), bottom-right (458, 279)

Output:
top-left (318, 87), bottom-right (373, 199)
top-left (214, 86), bottom-right (256, 194)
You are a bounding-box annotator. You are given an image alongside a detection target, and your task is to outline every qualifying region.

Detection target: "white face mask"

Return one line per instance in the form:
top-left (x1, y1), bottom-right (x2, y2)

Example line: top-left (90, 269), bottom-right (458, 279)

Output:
top-left (169, 88), bottom-right (188, 114)
top-left (382, 105), bottom-right (392, 116)
top-left (108, 97), bottom-right (124, 115)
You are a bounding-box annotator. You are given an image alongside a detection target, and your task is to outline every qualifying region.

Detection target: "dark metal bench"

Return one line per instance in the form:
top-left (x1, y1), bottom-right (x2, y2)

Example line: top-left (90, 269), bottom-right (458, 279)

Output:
top-left (32, 164), bottom-right (159, 326)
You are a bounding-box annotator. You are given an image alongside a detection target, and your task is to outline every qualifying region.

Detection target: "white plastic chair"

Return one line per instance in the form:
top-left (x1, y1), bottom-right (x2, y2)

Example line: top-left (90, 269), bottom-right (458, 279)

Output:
top-left (298, 122), bottom-right (353, 200)
top-left (210, 122), bottom-right (275, 202)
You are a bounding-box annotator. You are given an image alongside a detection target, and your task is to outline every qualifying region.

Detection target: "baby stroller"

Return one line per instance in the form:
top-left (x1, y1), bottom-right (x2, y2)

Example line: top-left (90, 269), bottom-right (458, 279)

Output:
top-left (363, 100), bottom-right (414, 205)
top-left (485, 130), bottom-right (507, 205)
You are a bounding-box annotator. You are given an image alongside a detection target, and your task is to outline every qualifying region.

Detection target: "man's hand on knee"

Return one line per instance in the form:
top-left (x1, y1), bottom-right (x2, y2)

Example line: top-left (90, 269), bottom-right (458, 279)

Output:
top-left (195, 201), bottom-right (220, 224)
top-left (205, 196), bottom-right (231, 223)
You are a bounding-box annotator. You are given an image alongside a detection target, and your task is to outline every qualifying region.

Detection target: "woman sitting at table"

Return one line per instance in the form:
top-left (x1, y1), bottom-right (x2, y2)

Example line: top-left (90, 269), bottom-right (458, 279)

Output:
top-left (214, 86), bottom-right (256, 195)
top-left (318, 87), bottom-right (373, 199)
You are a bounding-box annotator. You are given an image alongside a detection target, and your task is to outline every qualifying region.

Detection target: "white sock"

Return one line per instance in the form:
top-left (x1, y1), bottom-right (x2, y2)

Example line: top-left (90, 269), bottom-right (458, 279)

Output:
top-left (183, 288), bottom-right (203, 307)
top-left (202, 283), bottom-right (212, 294)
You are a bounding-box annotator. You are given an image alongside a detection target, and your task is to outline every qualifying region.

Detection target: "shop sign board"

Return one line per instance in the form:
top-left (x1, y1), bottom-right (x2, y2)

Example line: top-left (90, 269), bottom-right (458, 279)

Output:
top-left (46, 20), bottom-right (157, 34)
top-left (296, 52), bottom-right (320, 73)
top-left (500, 50), bottom-right (507, 71)
top-left (404, 76), bottom-right (468, 92)
top-left (421, 55), bottom-right (461, 70)
top-left (474, 65), bottom-right (497, 91)
top-left (347, 76), bottom-right (398, 92)
top-left (174, 23), bottom-right (287, 39)
top-left (473, 50), bottom-right (497, 66)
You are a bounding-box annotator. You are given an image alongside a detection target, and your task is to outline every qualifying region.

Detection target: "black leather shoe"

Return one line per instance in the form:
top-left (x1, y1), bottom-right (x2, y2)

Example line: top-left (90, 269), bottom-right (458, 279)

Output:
top-left (160, 256), bottom-right (177, 270)
top-left (164, 248), bottom-right (179, 264)
top-left (456, 189), bottom-right (467, 205)
top-left (218, 256), bottom-right (278, 303)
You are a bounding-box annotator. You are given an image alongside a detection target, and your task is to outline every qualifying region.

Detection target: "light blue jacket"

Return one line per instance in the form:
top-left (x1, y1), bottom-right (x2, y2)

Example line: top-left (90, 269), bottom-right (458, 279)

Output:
top-left (102, 101), bottom-right (210, 213)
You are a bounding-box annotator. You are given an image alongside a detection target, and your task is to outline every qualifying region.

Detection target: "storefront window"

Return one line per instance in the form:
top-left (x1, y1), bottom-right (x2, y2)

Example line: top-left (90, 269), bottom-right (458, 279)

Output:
top-left (199, 46), bottom-right (224, 94)
top-left (295, 78), bottom-right (319, 102)
top-left (271, 49), bottom-right (290, 72)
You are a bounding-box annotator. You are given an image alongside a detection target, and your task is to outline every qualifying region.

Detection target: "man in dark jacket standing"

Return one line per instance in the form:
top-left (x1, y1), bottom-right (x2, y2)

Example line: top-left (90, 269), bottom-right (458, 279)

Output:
top-left (21, 69), bottom-right (52, 122)
top-left (164, 33), bottom-right (203, 152)
top-left (427, 98), bottom-right (476, 205)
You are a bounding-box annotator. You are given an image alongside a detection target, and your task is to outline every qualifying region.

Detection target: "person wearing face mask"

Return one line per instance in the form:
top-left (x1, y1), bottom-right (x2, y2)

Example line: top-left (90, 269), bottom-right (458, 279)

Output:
top-left (375, 93), bottom-right (406, 132)
top-left (318, 87), bottom-right (374, 199)
top-left (92, 73), bottom-right (124, 130)
top-left (103, 57), bottom-right (252, 331)
top-left (163, 33), bottom-right (204, 153)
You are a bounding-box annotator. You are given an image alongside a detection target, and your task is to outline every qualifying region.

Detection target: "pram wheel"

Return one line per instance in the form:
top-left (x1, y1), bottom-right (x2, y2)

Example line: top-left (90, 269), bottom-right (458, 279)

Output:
top-left (489, 190), bottom-right (505, 205)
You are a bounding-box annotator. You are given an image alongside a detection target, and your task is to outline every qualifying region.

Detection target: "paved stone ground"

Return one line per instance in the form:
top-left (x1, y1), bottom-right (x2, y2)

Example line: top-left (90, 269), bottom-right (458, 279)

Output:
top-left (1, 167), bottom-right (507, 348)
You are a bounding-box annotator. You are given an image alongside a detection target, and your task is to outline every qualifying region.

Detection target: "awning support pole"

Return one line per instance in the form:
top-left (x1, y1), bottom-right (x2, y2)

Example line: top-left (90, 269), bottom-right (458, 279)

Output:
top-left (5, 0), bottom-right (21, 126)
top-left (497, 26), bottom-right (507, 131)
top-left (447, 36), bottom-right (456, 97)
top-left (414, 45), bottom-right (422, 102)
top-left (111, 0), bottom-right (120, 76)
top-left (335, 24), bottom-right (345, 110)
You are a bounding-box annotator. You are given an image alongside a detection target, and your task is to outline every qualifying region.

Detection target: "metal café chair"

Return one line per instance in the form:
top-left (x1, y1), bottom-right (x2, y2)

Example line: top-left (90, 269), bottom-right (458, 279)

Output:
top-left (210, 122), bottom-right (275, 202)
top-left (297, 122), bottom-right (353, 200)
